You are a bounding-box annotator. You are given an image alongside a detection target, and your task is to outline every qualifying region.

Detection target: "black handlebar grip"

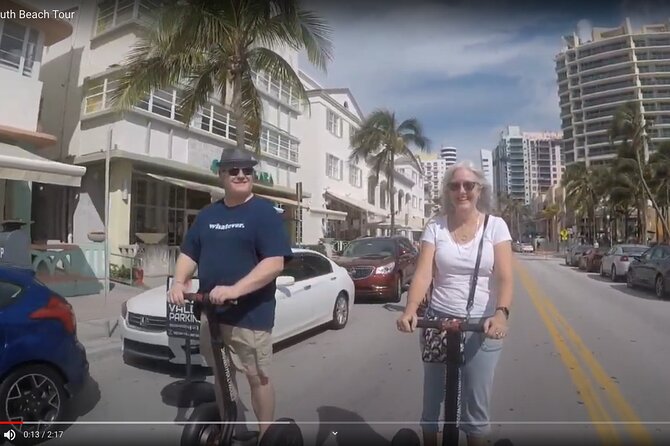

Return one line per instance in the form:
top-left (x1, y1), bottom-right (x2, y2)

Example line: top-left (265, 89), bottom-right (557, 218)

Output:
top-left (415, 318), bottom-right (485, 332)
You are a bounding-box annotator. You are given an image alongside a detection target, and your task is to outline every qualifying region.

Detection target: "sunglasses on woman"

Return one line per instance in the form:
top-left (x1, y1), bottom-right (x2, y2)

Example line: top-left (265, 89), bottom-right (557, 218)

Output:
top-left (223, 167), bottom-right (254, 176)
top-left (447, 181), bottom-right (479, 192)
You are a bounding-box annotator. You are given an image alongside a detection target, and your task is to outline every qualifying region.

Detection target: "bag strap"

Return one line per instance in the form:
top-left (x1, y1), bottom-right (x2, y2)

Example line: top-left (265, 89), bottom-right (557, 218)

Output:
top-left (465, 214), bottom-right (489, 323)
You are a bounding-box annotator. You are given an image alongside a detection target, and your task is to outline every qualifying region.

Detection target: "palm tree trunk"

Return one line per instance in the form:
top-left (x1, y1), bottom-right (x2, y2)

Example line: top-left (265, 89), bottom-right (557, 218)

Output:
top-left (232, 71), bottom-right (246, 151)
top-left (389, 156), bottom-right (395, 235)
top-left (636, 150), bottom-right (670, 243)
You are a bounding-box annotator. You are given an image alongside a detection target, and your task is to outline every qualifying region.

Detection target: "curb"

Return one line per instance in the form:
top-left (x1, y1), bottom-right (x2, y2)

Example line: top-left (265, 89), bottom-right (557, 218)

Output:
top-left (85, 339), bottom-right (122, 361)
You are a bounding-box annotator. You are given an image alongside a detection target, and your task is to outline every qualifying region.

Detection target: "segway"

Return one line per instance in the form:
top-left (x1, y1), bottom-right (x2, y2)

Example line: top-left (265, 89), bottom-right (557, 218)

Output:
top-left (391, 317), bottom-right (485, 446)
top-left (180, 293), bottom-right (303, 446)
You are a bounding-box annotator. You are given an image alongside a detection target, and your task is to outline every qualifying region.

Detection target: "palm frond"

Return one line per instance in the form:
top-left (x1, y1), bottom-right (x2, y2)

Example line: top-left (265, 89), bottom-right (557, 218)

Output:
top-left (240, 69), bottom-right (264, 152)
top-left (247, 47), bottom-right (309, 111)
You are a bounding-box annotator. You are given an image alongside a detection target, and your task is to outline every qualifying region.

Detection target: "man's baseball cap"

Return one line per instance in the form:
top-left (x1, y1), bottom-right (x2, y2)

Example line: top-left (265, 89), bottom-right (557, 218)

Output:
top-left (218, 147), bottom-right (258, 169)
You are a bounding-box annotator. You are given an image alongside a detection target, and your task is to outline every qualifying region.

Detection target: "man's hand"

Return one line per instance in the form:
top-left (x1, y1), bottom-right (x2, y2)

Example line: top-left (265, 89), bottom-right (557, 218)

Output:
top-left (209, 285), bottom-right (240, 305)
top-left (168, 281), bottom-right (188, 306)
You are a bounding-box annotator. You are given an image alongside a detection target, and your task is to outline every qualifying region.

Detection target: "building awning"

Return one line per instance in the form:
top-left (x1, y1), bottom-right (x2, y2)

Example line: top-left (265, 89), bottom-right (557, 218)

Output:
top-left (308, 207), bottom-right (348, 221)
top-left (145, 173), bottom-right (302, 208)
top-left (0, 142), bottom-right (86, 187)
top-left (325, 190), bottom-right (387, 217)
top-left (146, 173), bottom-right (225, 196)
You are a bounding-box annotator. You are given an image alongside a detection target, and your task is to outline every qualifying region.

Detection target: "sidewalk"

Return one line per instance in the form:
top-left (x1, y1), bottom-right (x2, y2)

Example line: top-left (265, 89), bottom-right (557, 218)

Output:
top-left (67, 277), bottom-right (166, 360)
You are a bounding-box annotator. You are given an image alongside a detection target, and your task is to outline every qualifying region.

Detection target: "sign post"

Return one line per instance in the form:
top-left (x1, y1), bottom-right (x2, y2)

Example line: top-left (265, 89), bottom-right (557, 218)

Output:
top-left (165, 276), bottom-right (213, 406)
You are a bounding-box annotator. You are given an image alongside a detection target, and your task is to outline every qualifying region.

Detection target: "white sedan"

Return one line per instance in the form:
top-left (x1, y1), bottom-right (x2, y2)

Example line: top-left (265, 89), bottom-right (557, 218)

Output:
top-left (118, 249), bottom-right (355, 366)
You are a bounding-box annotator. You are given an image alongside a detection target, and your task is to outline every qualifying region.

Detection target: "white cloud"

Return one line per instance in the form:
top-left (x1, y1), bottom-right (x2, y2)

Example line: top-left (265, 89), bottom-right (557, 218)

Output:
top-left (299, 4), bottom-right (567, 160)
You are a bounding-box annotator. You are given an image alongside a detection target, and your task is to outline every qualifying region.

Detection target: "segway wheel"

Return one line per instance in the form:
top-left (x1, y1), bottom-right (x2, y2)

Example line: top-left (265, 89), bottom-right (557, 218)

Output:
top-left (391, 428), bottom-right (421, 446)
top-left (181, 402), bottom-right (221, 446)
top-left (258, 418), bottom-right (303, 446)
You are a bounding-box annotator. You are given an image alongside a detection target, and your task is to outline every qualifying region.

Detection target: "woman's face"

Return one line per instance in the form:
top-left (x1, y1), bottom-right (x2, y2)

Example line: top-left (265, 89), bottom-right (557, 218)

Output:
top-left (446, 167), bottom-right (481, 212)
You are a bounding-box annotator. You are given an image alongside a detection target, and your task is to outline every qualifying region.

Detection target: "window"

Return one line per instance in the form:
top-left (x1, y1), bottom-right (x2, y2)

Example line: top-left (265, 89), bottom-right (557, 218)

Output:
top-left (0, 20), bottom-right (40, 77)
top-left (326, 154), bottom-right (343, 180)
top-left (349, 164), bottom-right (362, 187)
top-left (412, 196), bottom-right (417, 208)
top-left (302, 254), bottom-right (333, 279)
top-left (327, 110), bottom-right (342, 137)
top-left (0, 280), bottom-right (22, 309)
top-left (95, 0), bottom-right (159, 36)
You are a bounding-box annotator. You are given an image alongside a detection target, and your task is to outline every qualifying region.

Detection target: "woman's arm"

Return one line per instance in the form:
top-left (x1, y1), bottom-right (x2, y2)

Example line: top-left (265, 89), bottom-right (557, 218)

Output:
top-left (493, 239), bottom-right (514, 316)
top-left (404, 241), bottom-right (436, 315)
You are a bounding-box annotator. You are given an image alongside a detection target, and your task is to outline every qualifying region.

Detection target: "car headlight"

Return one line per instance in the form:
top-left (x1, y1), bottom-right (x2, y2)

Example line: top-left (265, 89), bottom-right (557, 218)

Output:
top-left (375, 262), bottom-right (395, 275)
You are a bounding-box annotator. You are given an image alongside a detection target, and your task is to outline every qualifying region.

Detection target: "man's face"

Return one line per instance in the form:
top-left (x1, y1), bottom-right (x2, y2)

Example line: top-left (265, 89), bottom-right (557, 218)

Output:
top-left (219, 166), bottom-right (254, 196)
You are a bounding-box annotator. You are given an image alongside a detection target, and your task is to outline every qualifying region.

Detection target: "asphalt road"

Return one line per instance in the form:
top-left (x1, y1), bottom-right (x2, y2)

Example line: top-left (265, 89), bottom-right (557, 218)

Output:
top-left (39, 254), bottom-right (670, 446)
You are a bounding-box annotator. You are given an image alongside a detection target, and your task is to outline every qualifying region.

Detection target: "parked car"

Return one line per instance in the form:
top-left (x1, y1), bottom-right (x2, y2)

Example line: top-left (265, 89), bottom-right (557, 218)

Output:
top-left (626, 244), bottom-right (670, 299)
top-left (566, 244), bottom-right (592, 267)
top-left (521, 243), bottom-right (534, 253)
top-left (332, 236), bottom-right (418, 302)
top-left (579, 247), bottom-right (607, 272)
top-left (119, 249), bottom-right (355, 365)
top-left (600, 244), bottom-right (648, 281)
top-left (0, 265), bottom-right (89, 436)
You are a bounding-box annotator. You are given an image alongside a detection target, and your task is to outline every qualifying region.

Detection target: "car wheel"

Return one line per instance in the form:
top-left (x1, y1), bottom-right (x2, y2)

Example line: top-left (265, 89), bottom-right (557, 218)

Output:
top-left (0, 364), bottom-right (66, 440)
top-left (392, 275), bottom-right (403, 303)
top-left (330, 292), bottom-right (349, 330)
top-left (655, 275), bottom-right (667, 299)
top-left (627, 270), bottom-right (635, 288)
top-left (611, 265), bottom-right (617, 282)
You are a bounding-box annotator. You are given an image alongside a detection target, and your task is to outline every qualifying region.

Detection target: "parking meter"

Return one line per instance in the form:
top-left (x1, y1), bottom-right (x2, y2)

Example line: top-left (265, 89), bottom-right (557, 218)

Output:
top-left (0, 220), bottom-right (32, 268)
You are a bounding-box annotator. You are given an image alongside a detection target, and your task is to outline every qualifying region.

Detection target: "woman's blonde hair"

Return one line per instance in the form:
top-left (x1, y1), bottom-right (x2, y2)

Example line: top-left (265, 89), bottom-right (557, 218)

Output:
top-left (439, 160), bottom-right (493, 215)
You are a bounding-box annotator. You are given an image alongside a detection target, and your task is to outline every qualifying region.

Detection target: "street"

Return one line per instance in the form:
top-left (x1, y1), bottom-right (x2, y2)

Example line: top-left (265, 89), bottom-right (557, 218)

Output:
top-left (44, 254), bottom-right (670, 446)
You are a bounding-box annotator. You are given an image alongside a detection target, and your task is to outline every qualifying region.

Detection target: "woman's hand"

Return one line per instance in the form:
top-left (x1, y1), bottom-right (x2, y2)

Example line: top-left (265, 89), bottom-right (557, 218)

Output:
top-left (397, 311), bottom-right (418, 333)
top-left (483, 312), bottom-right (508, 339)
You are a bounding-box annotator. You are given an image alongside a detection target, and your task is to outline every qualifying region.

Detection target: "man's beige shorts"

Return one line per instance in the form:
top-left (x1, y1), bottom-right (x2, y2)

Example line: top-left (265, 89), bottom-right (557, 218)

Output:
top-left (199, 314), bottom-right (272, 378)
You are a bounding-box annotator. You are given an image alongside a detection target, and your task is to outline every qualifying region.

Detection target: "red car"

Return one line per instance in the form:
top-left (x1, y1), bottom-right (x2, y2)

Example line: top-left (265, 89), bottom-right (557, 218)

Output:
top-left (332, 236), bottom-right (418, 302)
top-left (580, 247), bottom-right (607, 272)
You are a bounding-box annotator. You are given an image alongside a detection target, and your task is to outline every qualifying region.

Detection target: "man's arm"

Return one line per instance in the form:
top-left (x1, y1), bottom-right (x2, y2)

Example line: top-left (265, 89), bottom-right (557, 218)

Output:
top-left (174, 253), bottom-right (198, 285)
top-left (230, 256), bottom-right (285, 298)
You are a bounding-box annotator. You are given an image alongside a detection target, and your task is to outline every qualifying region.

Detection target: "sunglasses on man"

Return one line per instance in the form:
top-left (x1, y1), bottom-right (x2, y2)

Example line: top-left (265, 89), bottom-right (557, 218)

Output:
top-left (222, 167), bottom-right (254, 176)
top-left (447, 181), bottom-right (480, 192)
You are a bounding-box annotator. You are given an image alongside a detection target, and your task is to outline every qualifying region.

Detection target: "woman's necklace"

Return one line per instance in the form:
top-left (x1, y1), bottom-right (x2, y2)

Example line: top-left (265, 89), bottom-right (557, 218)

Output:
top-left (451, 213), bottom-right (481, 245)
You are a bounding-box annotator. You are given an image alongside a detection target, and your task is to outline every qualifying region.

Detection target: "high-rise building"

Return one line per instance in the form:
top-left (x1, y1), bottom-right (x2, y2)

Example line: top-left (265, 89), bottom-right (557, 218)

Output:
top-left (421, 153), bottom-right (449, 213)
top-left (555, 18), bottom-right (670, 166)
top-left (439, 146), bottom-right (458, 166)
top-left (493, 126), bottom-right (563, 205)
top-left (479, 149), bottom-right (493, 188)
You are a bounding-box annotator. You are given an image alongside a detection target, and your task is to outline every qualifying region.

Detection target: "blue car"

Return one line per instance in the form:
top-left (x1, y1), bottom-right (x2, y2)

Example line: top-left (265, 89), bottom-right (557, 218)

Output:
top-left (0, 265), bottom-right (89, 435)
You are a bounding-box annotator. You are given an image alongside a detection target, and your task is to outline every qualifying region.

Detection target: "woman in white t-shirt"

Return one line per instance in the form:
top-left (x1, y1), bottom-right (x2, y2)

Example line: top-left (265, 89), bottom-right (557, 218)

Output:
top-left (397, 160), bottom-right (513, 446)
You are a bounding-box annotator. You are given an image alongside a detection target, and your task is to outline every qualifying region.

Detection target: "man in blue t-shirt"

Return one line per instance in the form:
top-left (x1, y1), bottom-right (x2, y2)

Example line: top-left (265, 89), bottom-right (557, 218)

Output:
top-left (167, 147), bottom-right (293, 438)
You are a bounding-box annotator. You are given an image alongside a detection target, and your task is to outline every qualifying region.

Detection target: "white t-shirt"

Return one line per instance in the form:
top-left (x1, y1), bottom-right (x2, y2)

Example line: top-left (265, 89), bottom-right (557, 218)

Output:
top-left (421, 214), bottom-right (512, 318)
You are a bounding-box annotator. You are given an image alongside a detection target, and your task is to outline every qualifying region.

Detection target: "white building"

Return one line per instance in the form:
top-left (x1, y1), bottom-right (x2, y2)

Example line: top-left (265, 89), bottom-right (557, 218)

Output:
top-left (493, 126), bottom-right (562, 205)
top-left (421, 153), bottom-right (448, 214)
top-left (38, 0), bottom-right (307, 260)
top-left (440, 146), bottom-right (458, 166)
top-left (479, 149), bottom-right (493, 188)
top-left (556, 18), bottom-right (670, 166)
top-left (0, 0), bottom-right (86, 240)
top-left (296, 72), bottom-right (426, 243)
top-left (296, 71), bottom-right (386, 243)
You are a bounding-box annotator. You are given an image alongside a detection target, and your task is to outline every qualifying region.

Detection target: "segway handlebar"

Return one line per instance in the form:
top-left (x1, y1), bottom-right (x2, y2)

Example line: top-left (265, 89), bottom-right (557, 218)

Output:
top-left (416, 318), bottom-right (484, 333)
top-left (183, 293), bottom-right (238, 306)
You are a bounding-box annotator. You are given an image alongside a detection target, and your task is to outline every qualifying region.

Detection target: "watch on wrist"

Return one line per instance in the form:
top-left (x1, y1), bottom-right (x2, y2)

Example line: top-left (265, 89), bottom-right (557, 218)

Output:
top-left (496, 306), bottom-right (510, 319)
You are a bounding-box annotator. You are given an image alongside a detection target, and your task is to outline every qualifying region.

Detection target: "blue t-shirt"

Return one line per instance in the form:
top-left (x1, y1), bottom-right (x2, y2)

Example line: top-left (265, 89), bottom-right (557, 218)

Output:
top-left (179, 195), bottom-right (293, 331)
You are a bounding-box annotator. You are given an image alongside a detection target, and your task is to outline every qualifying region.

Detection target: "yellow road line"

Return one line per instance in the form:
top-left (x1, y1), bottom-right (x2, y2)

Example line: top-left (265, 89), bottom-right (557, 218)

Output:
top-left (515, 263), bottom-right (620, 445)
top-left (543, 297), bottom-right (653, 446)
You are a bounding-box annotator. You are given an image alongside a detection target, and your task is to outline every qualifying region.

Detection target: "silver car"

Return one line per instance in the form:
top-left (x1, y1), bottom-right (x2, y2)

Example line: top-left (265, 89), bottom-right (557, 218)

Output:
top-left (600, 244), bottom-right (648, 281)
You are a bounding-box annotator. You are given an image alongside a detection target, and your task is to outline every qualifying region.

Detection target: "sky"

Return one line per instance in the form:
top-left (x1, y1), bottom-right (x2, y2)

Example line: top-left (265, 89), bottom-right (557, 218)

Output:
top-left (298, 0), bottom-right (670, 162)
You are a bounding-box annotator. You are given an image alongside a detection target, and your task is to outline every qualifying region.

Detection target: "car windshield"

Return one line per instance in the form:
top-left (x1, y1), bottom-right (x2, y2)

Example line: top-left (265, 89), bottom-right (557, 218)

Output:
top-left (622, 246), bottom-right (647, 254)
top-left (342, 240), bottom-right (396, 257)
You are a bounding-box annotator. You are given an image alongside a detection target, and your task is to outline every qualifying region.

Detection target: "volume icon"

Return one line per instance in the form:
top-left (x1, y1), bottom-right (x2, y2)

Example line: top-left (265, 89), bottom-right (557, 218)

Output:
top-left (3, 430), bottom-right (16, 441)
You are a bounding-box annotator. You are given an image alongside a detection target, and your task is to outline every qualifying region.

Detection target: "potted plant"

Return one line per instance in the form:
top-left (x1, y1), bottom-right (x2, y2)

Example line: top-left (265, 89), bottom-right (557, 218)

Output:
top-left (87, 231), bottom-right (105, 242)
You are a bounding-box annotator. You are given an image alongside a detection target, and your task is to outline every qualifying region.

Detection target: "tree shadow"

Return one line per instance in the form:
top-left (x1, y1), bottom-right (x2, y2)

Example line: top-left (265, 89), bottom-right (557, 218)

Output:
top-left (610, 283), bottom-right (665, 301)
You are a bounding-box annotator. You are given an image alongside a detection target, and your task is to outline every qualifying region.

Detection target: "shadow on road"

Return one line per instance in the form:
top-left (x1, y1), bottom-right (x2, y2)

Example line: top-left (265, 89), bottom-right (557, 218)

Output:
top-left (609, 283), bottom-right (663, 301)
top-left (314, 406), bottom-right (388, 446)
top-left (382, 303), bottom-right (405, 313)
top-left (63, 373), bottom-right (101, 421)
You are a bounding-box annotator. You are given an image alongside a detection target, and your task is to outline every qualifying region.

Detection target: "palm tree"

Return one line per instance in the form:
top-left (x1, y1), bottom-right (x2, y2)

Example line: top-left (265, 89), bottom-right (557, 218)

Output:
top-left (610, 102), bottom-right (670, 243)
top-left (541, 203), bottom-right (561, 248)
top-left (562, 162), bottom-right (605, 243)
top-left (110, 0), bottom-right (332, 153)
top-left (349, 110), bottom-right (429, 234)
top-left (649, 141), bottom-right (670, 241)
